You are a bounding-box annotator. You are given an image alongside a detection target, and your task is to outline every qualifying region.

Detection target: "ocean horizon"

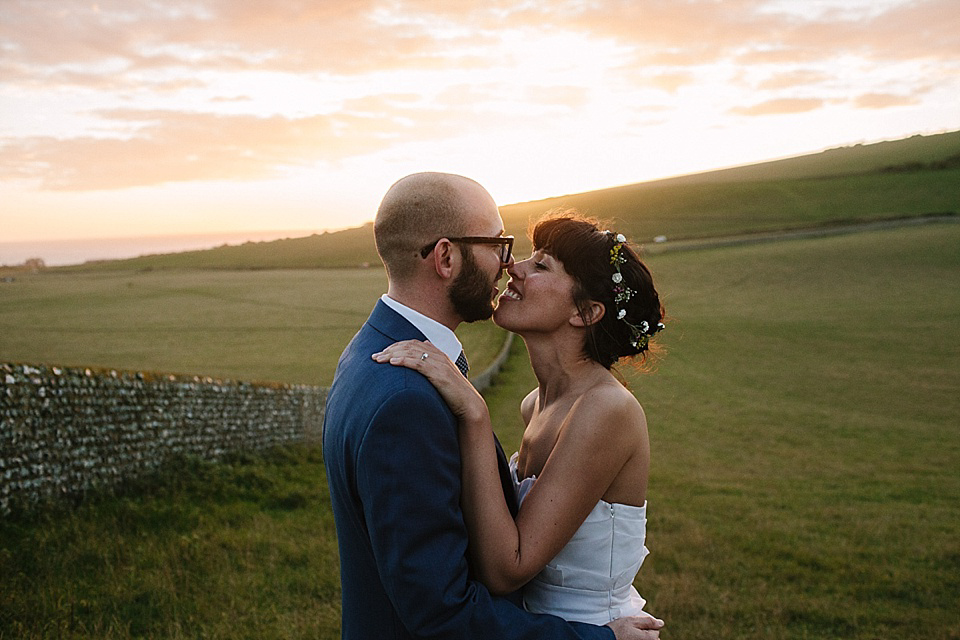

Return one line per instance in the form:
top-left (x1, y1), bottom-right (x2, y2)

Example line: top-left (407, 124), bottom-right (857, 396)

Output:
top-left (0, 230), bottom-right (324, 268)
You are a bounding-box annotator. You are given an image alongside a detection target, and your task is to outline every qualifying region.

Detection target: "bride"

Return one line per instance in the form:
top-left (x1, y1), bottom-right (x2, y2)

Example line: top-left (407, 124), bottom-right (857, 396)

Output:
top-left (374, 211), bottom-right (666, 625)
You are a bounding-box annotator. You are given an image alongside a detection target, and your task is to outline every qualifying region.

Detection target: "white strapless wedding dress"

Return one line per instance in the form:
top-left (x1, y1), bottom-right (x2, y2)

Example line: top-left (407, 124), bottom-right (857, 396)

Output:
top-left (510, 453), bottom-right (650, 625)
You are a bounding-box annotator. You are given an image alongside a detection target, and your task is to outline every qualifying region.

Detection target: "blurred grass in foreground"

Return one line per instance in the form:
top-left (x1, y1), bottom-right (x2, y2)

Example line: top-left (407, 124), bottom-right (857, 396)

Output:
top-left (0, 446), bottom-right (341, 639)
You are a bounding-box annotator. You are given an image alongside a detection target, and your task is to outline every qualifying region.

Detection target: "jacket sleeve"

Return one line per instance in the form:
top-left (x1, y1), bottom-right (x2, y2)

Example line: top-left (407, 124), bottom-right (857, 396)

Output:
top-left (356, 384), bottom-right (613, 640)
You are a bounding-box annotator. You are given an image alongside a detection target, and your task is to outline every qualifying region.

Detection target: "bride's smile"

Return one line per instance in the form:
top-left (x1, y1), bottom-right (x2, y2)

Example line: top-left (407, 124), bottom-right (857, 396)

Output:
top-left (499, 283), bottom-right (522, 302)
top-left (495, 251), bottom-right (582, 337)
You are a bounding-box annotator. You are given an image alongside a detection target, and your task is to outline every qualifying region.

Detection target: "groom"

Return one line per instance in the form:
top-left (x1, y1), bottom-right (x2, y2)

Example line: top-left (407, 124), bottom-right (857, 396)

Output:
top-left (323, 172), bottom-right (662, 639)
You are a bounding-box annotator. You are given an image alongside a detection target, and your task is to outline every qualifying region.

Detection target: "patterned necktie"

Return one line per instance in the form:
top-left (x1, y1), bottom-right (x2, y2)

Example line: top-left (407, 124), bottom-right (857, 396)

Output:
top-left (455, 350), bottom-right (469, 377)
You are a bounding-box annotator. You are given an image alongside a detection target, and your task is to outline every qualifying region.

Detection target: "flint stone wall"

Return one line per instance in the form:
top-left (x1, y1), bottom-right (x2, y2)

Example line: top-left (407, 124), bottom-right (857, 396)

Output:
top-left (0, 363), bottom-right (326, 514)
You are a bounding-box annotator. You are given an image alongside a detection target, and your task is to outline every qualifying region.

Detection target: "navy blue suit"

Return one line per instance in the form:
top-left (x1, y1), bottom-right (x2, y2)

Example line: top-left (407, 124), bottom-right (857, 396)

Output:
top-left (323, 300), bottom-right (613, 639)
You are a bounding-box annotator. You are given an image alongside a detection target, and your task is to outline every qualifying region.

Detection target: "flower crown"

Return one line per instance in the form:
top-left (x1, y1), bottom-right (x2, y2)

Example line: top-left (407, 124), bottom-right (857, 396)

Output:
top-left (607, 231), bottom-right (665, 352)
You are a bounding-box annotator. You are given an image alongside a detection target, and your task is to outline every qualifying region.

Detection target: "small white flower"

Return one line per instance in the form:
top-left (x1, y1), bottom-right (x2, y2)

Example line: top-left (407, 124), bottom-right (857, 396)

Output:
top-left (640, 320), bottom-right (649, 333)
top-left (612, 272), bottom-right (623, 284)
top-left (616, 234), bottom-right (626, 243)
top-left (617, 309), bottom-right (627, 320)
top-left (657, 322), bottom-right (665, 331)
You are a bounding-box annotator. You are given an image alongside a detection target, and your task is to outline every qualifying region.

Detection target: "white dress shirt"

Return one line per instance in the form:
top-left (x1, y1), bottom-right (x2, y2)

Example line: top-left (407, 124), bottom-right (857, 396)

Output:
top-left (380, 294), bottom-right (464, 363)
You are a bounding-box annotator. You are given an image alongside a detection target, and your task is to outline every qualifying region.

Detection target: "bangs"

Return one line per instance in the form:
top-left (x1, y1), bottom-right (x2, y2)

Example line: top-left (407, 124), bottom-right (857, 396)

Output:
top-left (527, 208), bottom-right (664, 370)
top-left (530, 212), bottom-right (607, 269)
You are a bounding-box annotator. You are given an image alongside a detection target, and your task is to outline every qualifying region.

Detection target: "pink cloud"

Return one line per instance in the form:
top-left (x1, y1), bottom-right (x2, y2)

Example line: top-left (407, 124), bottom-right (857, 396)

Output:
top-left (1, 0), bottom-right (956, 193)
top-left (0, 106), bottom-right (453, 190)
top-left (854, 93), bottom-right (921, 109)
top-left (757, 69), bottom-right (832, 90)
top-left (730, 98), bottom-right (825, 116)
top-left (2, 1), bottom-right (957, 92)
top-left (647, 72), bottom-right (696, 93)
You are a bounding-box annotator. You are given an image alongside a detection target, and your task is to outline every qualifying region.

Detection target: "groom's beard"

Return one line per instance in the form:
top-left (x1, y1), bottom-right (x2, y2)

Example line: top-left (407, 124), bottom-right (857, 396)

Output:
top-left (450, 245), bottom-right (497, 323)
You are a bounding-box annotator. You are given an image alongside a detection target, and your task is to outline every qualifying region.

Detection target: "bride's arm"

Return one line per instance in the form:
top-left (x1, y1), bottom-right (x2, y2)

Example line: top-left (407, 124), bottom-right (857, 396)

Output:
top-left (461, 385), bottom-right (645, 594)
top-left (373, 340), bottom-right (646, 595)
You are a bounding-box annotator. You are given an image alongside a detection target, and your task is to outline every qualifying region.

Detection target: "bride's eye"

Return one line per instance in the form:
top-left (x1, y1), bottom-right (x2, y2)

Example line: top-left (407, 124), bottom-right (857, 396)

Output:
top-left (534, 261), bottom-right (547, 270)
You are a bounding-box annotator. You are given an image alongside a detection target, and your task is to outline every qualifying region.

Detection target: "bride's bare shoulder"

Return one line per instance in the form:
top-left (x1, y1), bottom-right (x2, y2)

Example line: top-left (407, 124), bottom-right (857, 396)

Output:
top-left (572, 381), bottom-right (647, 436)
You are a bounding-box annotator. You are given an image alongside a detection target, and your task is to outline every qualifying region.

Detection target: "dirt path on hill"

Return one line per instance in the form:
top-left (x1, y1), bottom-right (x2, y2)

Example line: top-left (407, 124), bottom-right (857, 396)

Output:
top-left (644, 214), bottom-right (958, 254)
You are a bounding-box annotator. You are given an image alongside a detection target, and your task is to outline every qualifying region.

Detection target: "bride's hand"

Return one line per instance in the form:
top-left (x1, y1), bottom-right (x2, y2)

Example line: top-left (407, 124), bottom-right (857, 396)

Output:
top-left (607, 614), bottom-right (664, 640)
top-left (372, 340), bottom-right (489, 426)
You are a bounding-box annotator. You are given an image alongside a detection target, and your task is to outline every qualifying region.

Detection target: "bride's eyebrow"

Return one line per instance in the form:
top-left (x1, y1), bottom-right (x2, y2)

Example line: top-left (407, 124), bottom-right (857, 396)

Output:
top-left (534, 248), bottom-right (555, 260)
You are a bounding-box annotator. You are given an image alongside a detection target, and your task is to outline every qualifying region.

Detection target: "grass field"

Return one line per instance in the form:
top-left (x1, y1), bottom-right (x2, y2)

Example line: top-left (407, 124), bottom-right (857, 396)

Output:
top-left (621, 222), bottom-right (960, 638)
top-left (2, 221), bottom-right (958, 638)
top-left (485, 222), bottom-right (960, 638)
top-left (0, 447), bottom-right (342, 639)
top-left (0, 267), bottom-right (506, 386)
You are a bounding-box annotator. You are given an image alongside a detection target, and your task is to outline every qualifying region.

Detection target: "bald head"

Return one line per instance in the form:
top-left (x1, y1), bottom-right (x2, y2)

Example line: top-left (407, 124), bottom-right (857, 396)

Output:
top-left (374, 172), bottom-right (498, 281)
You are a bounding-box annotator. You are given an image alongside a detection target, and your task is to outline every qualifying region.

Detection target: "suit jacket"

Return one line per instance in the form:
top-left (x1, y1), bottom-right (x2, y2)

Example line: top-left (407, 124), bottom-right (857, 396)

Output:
top-left (323, 300), bottom-right (613, 639)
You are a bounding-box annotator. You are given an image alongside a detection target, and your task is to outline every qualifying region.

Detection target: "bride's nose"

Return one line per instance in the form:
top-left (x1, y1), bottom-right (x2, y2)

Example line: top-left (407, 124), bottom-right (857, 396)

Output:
top-left (506, 258), bottom-right (526, 279)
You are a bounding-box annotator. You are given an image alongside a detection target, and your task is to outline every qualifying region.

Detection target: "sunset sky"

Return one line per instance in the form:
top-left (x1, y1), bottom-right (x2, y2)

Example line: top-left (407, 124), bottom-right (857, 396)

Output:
top-left (1, 0), bottom-right (958, 253)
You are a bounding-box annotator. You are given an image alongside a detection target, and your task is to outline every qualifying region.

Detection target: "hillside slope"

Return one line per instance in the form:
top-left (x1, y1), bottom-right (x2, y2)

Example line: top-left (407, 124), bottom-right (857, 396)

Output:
top-left (73, 130), bottom-right (960, 271)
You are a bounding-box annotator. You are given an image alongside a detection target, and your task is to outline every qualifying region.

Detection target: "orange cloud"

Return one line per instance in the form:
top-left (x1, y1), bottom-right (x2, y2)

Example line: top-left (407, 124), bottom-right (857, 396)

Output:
top-left (0, 0), bottom-right (503, 88)
top-left (647, 72), bottom-right (696, 93)
top-left (2, 1), bottom-right (951, 87)
top-left (1, 0), bottom-right (957, 195)
top-left (521, 85), bottom-right (590, 109)
top-left (854, 93), bottom-right (921, 109)
top-left (730, 98), bottom-right (825, 116)
top-left (0, 104), bottom-right (465, 190)
top-left (757, 70), bottom-right (831, 90)
top-left (2, 1), bottom-right (956, 97)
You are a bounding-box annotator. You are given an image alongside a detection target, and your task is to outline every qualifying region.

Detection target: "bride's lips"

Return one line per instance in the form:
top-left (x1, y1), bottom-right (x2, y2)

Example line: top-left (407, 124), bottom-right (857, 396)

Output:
top-left (499, 283), bottom-right (522, 302)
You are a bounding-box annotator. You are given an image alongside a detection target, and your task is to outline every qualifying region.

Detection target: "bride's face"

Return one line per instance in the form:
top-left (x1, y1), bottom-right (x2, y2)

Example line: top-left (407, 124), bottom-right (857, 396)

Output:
top-left (494, 249), bottom-right (581, 335)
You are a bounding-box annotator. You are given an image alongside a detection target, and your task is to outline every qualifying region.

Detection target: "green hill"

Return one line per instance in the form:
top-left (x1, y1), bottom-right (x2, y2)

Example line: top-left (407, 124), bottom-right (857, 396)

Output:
top-left (644, 129), bottom-right (960, 184)
top-left (499, 129), bottom-right (960, 249)
top-left (72, 130), bottom-right (960, 271)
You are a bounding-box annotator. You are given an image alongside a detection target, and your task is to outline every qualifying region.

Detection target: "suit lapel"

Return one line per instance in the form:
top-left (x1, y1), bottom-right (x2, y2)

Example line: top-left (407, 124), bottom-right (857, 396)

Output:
top-left (492, 435), bottom-right (519, 518)
top-left (366, 300), bottom-right (520, 517)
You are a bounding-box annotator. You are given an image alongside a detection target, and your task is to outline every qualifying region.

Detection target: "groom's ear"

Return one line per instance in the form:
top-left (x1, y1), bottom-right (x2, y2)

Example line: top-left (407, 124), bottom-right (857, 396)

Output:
top-left (431, 238), bottom-right (457, 279)
top-left (570, 301), bottom-right (605, 327)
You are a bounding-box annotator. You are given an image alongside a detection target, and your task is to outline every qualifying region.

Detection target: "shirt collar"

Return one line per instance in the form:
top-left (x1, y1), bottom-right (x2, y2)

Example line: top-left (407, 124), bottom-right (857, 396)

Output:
top-left (380, 294), bottom-right (463, 362)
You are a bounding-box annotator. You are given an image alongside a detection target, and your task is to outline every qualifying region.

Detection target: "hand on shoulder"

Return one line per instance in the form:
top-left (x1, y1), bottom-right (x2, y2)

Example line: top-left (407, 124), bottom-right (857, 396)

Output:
top-left (372, 339), bottom-right (489, 426)
top-left (608, 613), bottom-right (664, 640)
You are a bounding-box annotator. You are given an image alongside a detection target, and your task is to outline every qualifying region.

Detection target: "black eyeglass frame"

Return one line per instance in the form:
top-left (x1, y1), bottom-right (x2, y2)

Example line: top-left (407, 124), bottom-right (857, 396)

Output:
top-left (419, 235), bottom-right (514, 263)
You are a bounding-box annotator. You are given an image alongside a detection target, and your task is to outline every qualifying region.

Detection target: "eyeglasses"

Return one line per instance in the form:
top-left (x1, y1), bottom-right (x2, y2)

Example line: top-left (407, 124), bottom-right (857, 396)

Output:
top-left (420, 235), bottom-right (515, 264)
